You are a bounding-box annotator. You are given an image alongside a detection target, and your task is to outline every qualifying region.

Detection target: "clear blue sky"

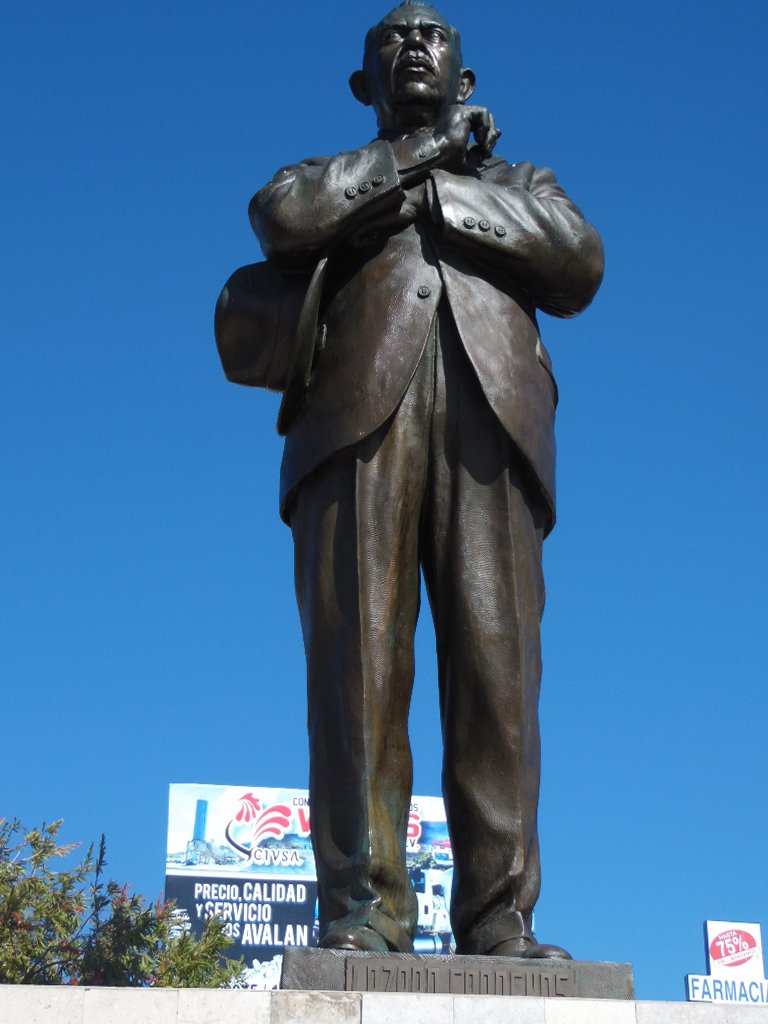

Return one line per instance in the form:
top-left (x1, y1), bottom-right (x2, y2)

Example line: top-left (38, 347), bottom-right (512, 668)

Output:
top-left (2, 0), bottom-right (767, 1002)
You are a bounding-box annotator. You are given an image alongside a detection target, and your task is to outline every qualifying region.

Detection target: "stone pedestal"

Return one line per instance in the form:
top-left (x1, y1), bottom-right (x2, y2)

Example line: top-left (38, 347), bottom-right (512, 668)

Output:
top-left (280, 947), bottom-right (635, 1000)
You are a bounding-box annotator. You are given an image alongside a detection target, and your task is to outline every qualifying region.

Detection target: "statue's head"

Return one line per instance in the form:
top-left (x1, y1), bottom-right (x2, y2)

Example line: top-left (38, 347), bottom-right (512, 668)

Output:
top-left (349, 2), bottom-right (475, 133)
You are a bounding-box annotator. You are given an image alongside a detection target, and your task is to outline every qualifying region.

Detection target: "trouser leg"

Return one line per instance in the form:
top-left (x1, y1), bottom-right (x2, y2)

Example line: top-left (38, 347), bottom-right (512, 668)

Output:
top-left (289, 333), bottom-right (435, 951)
top-left (420, 313), bottom-right (548, 955)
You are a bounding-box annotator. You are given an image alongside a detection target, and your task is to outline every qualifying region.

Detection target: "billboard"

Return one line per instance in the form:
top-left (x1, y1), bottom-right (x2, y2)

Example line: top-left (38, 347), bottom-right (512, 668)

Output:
top-left (165, 783), bottom-right (454, 989)
top-left (686, 920), bottom-right (768, 1005)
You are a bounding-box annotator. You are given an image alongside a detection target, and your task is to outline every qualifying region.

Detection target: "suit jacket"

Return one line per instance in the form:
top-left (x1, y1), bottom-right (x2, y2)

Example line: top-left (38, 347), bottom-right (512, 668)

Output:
top-left (249, 138), bottom-right (603, 533)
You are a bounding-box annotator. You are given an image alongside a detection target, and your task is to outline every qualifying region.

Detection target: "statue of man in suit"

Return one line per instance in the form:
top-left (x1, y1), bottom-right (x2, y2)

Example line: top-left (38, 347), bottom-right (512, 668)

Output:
top-left (240, 1), bottom-right (603, 959)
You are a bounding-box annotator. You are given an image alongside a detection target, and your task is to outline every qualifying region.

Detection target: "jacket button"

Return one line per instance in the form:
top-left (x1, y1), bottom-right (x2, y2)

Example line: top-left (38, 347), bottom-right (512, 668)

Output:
top-left (344, 185), bottom-right (358, 199)
top-left (417, 285), bottom-right (431, 298)
top-left (463, 216), bottom-right (476, 228)
top-left (494, 224), bottom-right (507, 237)
top-left (372, 174), bottom-right (384, 186)
top-left (478, 219), bottom-right (490, 231)
top-left (359, 180), bottom-right (371, 193)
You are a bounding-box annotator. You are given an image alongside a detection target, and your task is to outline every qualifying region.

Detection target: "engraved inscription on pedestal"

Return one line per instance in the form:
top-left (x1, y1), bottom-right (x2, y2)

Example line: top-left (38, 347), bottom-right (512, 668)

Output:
top-left (280, 947), bottom-right (635, 1000)
top-left (347, 956), bottom-right (575, 996)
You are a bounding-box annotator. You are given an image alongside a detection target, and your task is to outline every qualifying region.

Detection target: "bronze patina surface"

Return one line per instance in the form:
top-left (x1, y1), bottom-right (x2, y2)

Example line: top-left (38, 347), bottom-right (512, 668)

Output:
top-left (217, 2), bottom-right (603, 960)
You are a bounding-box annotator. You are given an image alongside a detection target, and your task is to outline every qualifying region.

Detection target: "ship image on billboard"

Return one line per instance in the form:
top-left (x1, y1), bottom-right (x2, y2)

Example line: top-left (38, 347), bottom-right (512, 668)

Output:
top-left (166, 783), bottom-right (454, 989)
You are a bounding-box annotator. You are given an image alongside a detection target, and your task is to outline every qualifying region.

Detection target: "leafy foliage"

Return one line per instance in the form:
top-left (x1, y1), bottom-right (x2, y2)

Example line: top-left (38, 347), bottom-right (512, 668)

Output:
top-left (0, 819), bottom-right (244, 987)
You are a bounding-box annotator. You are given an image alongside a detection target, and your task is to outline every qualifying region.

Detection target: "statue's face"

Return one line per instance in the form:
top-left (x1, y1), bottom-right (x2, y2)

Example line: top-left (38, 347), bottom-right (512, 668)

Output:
top-left (359, 4), bottom-right (467, 130)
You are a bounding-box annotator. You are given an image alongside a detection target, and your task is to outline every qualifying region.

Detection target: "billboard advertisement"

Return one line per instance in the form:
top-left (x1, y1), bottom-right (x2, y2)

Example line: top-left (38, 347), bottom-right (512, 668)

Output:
top-left (166, 783), bottom-right (454, 989)
top-left (686, 920), bottom-right (768, 1005)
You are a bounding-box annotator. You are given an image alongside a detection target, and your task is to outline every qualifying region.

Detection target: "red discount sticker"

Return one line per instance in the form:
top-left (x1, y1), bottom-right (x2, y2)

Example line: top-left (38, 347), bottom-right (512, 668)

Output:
top-left (710, 929), bottom-right (759, 969)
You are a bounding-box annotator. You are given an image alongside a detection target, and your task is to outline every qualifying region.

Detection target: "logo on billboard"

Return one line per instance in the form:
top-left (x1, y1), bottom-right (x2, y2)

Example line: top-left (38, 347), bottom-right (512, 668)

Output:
top-left (225, 792), bottom-right (298, 865)
top-left (166, 784), bottom-right (455, 989)
top-left (708, 928), bottom-right (759, 970)
top-left (686, 920), bottom-right (768, 1005)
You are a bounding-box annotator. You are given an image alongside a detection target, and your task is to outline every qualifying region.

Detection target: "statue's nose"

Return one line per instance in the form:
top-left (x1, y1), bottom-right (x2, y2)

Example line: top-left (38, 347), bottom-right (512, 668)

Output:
top-left (403, 27), bottom-right (427, 47)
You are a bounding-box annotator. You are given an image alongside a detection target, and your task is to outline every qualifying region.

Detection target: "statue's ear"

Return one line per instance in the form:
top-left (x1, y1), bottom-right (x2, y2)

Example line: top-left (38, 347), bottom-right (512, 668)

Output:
top-left (349, 70), bottom-right (372, 106)
top-left (457, 68), bottom-right (476, 103)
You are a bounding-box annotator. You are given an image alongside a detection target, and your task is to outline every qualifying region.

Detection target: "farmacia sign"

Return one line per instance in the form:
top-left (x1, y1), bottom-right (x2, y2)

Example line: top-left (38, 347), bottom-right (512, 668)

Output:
top-left (686, 920), bottom-right (768, 1005)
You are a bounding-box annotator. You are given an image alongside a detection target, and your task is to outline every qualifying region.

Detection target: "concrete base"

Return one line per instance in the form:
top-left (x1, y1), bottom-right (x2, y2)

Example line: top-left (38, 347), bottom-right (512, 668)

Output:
top-left (3, 984), bottom-right (768, 1023)
top-left (281, 946), bottom-right (634, 999)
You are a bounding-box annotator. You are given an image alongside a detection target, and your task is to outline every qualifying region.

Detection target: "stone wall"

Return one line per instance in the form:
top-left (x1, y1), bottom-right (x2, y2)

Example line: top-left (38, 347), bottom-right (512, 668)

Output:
top-left (1, 986), bottom-right (768, 1023)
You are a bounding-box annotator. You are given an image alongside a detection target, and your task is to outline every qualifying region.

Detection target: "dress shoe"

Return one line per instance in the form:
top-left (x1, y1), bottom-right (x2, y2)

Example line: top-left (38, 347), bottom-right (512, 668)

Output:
top-left (319, 926), bottom-right (390, 953)
top-left (488, 936), bottom-right (573, 960)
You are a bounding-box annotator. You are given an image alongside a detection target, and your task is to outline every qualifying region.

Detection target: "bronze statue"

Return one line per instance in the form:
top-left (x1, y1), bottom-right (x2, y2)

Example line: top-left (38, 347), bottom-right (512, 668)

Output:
top-left (216, 1), bottom-right (603, 960)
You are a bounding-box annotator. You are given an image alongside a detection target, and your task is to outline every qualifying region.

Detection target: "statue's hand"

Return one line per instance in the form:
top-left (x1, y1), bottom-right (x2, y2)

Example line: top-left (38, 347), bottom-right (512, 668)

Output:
top-left (469, 106), bottom-right (502, 161)
top-left (400, 181), bottom-right (429, 221)
top-left (347, 181), bottom-right (428, 246)
top-left (433, 104), bottom-right (501, 170)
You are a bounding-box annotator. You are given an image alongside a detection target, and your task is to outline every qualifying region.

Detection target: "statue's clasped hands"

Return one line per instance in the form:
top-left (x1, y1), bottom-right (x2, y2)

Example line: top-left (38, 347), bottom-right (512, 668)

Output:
top-left (432, 103), bottom-right (501, 169)
top-left (393, 105), bottom-right (501, 225)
